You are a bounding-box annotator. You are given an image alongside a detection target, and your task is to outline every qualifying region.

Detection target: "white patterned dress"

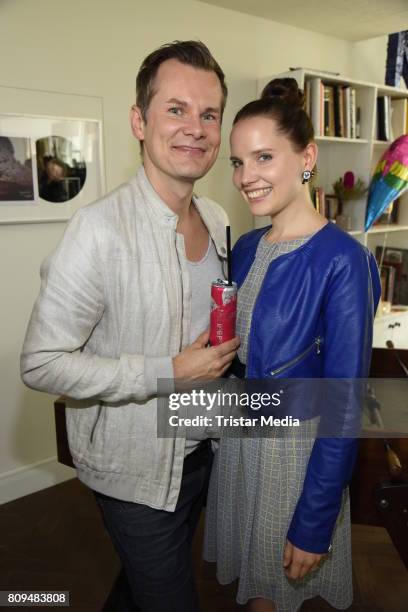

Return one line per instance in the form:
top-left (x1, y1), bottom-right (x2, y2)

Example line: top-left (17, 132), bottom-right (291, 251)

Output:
top-left (203, 235), bottom-right (353, 611)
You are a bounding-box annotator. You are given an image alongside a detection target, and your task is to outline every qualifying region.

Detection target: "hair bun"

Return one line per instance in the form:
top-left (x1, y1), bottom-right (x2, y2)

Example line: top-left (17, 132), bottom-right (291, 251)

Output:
top-left (261, 77), bottom-right (304, 110)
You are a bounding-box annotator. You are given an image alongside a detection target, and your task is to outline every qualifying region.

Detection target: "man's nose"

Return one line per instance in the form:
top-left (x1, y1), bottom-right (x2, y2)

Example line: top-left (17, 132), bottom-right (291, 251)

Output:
top-left (183, 114), bottom-right (204, 139)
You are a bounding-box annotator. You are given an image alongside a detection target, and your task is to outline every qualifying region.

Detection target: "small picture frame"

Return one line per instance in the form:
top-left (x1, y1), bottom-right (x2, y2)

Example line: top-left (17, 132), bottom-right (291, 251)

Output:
top-left (0, 113), bottom-right (104, 224)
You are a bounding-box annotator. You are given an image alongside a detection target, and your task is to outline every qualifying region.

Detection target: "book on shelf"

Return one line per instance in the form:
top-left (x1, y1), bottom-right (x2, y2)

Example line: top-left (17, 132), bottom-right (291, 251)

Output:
top-left (313, 186), bottom-right (325, 215)
top-left (380, 265), bottom-right (396, 303)
top-left (350, 88), bottom-right (356, 138)
top-left (343, 86), bottom-right (351, 139)
top-left (338, 86), bottom-right (345, 138)
top-left (324, 194), bottom-right (340, 221)
top-left (323, 85), bottom-right (335, 136)
top-left (320, 81), bottom-right (325, 136)
top-left (312, 192), bottom-right (343, 223)
top-left (304, 80), bottom-right (311, 117)
top-left (376, 246), bottom-right (408, 305)
top-left (373, 199), bottom-right (399, 225)
top-left (377, 96), bottom-right (392, 141)
top-left (311, 78), bottom-right (321, 136)
top-left (333, 85), bottom-right (341, 136)
top-left (307, 79), bottom-right (359, 138)
top-left (323, 86), bottom-right (330, 136)
top-left (355, 107), bottom-right (361, 138)
top-left (328, 88), bottom-right (335, 136)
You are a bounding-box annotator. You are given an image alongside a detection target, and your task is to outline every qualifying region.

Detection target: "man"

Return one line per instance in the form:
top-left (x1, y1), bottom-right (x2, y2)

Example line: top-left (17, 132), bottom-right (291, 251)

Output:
top-left (39, 157), bottom-right (67, 202)
top-left (21, 40), bottom-right (239, 611)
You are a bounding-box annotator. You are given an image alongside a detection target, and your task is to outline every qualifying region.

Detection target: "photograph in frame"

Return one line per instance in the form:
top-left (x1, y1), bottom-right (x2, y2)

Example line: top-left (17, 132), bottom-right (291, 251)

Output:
top-left (0, 113), bottom-right (104, 224)
top-left (0, 136), bottom-right (35, 203)
top-left (36, 135), bottom-right (87, 204)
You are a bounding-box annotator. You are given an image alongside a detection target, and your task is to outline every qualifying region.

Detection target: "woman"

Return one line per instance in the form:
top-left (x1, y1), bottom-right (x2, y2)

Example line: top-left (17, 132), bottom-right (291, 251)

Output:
top-left (204, 79), bottom-right (381, 611)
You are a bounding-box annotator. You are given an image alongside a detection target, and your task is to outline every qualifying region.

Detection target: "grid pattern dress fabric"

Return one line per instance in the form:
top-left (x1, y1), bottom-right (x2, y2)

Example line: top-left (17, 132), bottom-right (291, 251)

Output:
top-left (203, 234), bottom-right (353, 611)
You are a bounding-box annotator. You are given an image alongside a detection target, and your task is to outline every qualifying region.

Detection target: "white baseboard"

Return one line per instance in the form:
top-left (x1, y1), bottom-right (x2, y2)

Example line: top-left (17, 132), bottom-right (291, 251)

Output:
top-left (0, 457), bottom-right (76, 505)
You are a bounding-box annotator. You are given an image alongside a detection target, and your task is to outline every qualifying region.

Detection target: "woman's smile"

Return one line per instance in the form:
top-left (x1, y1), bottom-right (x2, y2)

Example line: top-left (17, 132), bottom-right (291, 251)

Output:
top-left (244, 186), bottom-right (273, 202)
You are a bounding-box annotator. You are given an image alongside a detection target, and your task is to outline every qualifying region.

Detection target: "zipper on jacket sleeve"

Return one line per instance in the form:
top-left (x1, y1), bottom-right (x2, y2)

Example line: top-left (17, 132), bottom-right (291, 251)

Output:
top-left (269, 336), bottom-right (323, 376)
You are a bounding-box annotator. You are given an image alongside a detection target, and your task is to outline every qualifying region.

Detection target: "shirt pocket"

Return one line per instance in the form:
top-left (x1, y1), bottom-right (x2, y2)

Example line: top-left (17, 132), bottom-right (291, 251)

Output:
top-left (72, 404), bottom-right (124, 473)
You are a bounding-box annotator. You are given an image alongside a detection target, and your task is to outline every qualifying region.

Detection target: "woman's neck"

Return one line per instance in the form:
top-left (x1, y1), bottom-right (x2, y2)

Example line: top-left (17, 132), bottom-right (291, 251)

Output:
top-left (265, 198), bottom-right (327, 243)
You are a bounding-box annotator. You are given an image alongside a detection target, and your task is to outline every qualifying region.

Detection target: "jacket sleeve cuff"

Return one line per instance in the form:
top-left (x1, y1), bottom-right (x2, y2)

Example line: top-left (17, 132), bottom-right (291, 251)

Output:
top-left (144, 356), bottom-right (174, 396)
top-left (286, 438), bottom-right (358, 555)
top-left (287, 522), bottom-right (333, 554)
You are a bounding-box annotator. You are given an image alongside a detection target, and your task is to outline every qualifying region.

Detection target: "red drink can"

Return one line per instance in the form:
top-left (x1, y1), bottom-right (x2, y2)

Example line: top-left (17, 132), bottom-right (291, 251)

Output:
top-left (209, 280), bottom-right (237, 345)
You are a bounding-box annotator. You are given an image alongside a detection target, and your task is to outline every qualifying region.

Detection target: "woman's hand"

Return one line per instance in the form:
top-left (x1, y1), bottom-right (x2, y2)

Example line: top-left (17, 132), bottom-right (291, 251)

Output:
top-left (283, 540), bottom-right (325, 580)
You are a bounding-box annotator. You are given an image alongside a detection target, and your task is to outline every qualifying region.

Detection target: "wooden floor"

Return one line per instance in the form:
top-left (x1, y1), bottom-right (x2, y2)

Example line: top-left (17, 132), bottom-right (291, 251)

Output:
top-left (0, 479), bottom-right (407, 611)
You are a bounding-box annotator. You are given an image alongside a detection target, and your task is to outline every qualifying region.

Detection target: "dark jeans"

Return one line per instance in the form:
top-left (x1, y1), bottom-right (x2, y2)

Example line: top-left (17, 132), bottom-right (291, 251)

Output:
top-left (94, 440), bottom-right (213, 612)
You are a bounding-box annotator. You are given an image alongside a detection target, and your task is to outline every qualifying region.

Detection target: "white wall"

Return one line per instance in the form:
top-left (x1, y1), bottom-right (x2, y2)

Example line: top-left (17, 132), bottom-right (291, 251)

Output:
top-left (350, 36), bottom-right (390, 84)
top-left (0, 0), bottom-right (360, 503)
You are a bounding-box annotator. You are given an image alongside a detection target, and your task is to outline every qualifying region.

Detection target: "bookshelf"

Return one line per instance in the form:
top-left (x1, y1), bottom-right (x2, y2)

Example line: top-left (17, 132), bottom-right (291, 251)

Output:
top-left (254, 68), bottom-right (408, 256)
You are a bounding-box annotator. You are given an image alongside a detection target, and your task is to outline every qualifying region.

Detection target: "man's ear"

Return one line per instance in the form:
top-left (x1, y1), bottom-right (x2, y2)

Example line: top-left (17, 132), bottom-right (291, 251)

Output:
top-left (130, 105), bottom-right (145, 142)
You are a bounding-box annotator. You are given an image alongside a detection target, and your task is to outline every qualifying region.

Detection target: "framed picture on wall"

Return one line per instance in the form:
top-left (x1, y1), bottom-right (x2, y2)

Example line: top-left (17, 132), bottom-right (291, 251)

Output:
top-left (0, 113), bottom-right (104, 224)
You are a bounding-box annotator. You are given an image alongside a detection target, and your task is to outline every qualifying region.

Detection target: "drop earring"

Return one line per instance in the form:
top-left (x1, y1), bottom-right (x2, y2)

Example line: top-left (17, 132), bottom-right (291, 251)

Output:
top-left (301, 169), bottom-right (314, 184)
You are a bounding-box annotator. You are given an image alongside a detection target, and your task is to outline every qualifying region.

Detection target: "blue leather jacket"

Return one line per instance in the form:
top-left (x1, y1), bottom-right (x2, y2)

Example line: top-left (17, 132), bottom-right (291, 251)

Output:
top-left (232, 221), bottom-right (381, 554)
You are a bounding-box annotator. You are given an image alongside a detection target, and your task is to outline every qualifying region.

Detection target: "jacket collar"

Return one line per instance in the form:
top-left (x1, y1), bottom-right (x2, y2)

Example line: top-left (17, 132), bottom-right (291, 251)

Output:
top-left (135, 165), bottom-right (227, 259)
top-left (136, 165), bottom-right (178, 224)
top-left (238, 222), bottom-right (334, 255)
top-left (193, 196), bottom-right (227, 260)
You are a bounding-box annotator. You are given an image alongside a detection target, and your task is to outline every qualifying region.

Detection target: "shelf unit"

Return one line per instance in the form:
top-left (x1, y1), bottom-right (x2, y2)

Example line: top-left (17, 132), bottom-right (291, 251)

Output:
top-left (254, 69), bottom-right (408, 255)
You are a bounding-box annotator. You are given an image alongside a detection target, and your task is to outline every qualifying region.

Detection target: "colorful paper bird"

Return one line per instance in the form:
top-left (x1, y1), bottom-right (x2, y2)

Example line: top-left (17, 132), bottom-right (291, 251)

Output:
top-left (365, 134), bottom-right (408, 231)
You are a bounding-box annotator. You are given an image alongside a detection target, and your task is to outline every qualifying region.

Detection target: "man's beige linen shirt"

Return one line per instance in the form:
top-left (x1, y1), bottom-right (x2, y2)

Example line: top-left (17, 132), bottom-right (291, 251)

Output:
top-left (21, 166), bottom-right (228, 510)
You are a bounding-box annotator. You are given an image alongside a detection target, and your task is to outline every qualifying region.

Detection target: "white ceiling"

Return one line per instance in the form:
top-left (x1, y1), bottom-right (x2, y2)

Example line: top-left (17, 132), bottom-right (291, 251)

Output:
top-left (198, 0), bottom-right (408, 41)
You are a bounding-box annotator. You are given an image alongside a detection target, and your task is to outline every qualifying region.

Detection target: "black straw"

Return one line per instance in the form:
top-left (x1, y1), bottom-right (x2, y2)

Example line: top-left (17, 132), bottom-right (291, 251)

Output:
top-left (226, 226), bottom-right (232, 285)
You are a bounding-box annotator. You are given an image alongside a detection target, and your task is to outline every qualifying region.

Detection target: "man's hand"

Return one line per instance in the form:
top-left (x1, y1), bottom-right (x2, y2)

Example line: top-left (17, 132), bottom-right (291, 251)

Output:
top-left (283, 540), bottom-right (325, 580)
top-left (173, 330), bottom-right (240, 381)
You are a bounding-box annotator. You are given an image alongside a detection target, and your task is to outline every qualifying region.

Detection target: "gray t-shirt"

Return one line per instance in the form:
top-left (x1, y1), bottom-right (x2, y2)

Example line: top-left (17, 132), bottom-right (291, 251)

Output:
top-left (185, 237), bottom-right (223, 454)
top-left (188, 237), bottom-right (223, 344)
